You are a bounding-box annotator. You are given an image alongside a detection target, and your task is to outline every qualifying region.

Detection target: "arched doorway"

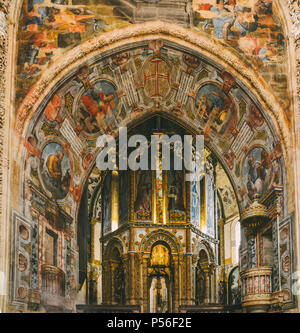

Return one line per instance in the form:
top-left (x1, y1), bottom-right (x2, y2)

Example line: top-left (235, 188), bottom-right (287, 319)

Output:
top-left (196, 249), bottom-right (211, 305)
top-left (102, 240), bottom-right (126, 306)
top-left (148, 243), bottom-right (172, 313)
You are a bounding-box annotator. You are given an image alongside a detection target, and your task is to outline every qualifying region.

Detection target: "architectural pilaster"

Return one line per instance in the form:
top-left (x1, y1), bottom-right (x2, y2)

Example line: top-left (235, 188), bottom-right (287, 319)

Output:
top-left (0, 1), bottom-right (8, 313)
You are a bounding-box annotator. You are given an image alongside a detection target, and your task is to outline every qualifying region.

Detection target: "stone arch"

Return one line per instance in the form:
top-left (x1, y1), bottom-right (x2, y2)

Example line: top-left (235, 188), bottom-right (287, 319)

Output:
top-left (102, 237), bottom-right (126, 305)
top-left (195, 240), bottom-right (215, 266)
top-left (141, 229), bottom-right (180, 255)
top-left (10, 28), bottom-right (290, 225)
top-left (104, 237), bottom-right (125, 258)
top-left (14, 22), bottom-right (290, 149)
top-left (11, 32), bottom-right (291, 312)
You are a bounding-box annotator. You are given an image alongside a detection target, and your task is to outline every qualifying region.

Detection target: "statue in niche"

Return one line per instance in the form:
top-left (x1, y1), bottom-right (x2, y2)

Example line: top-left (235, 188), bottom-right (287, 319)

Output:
top-left (150, 277), bottom-right (168, 313)
top-left (134, 170), bottom-right (152, 216)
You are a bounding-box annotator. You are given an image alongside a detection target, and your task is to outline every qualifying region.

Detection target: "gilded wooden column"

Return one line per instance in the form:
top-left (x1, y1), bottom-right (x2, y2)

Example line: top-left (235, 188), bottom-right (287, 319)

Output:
top-left (122, 253), bottom-right (130, 305)
top-left (111, 171), bottom-right (119, 232)
top-left (173, 255), bottom-right (179, 312)
top-left (88, 218), bottom-right (101, 304)
top-left (111, 262), bottom-right (118, 304)
top-left (191, 255), bottom-right (198, 304)
top-left (186, 228), bottom-right (192, 304)
top-left (129, 227), bottom-right (136, 304)
top-left (142, 256), bottom-right (149, 312)
top-left (179, 254), bottom-right (185, 305)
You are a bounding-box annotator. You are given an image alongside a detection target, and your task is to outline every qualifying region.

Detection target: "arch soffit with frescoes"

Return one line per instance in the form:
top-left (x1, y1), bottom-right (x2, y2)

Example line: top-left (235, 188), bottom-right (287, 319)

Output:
top-left (0, 1), bottom-right (297, 224)
top-left (12, 28), bottom-right (290, 224)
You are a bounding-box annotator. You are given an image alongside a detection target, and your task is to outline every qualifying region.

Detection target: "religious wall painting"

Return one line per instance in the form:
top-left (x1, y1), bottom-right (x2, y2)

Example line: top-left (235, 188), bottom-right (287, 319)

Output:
top-left (16, 0), bottom-right (290, 127)
top-left (192, 0), bottom-right (284, 65)
top-left (167, 170), bottom-right (185, 222)
top-left (76, 79), bottom-right (120, 135)
top-left (243, 146), bottom-right (271, 200)
top-left (192, 0), bottom-right (289, 119)
top-left (194, 83), bottom-right (237, 139)
top-left (243, 145), bottom-right (282, 201)
top-left (134, 170), bottom-right (152, 221)
top-left (39, 141), bottom-right (72, 200)
top-left (16, 0), bottom-right (131, 106)
top-left (119, 170), bottom-right (129, 224)
top-left (42, 93), bottom-right (65, 129)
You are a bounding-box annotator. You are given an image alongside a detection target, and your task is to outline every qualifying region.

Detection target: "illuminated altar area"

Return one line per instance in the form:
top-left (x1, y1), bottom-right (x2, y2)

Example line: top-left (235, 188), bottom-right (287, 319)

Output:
top-left (77, 115), bottom-right (241, 313)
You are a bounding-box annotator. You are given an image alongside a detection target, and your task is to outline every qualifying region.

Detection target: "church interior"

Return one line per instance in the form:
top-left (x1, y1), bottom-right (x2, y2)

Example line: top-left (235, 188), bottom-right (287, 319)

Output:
top-left (0, 0), bottom-right (299, 313)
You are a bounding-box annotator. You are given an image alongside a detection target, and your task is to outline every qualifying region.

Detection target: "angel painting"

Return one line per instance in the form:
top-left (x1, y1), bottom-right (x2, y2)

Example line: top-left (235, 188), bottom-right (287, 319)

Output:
top-left (78, 80), bottom-right (119, 134)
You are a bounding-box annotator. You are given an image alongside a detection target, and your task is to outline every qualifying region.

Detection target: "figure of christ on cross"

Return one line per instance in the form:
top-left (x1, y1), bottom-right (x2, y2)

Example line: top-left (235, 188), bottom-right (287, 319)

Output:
top-left (144, 58), bottom-right (170, 98)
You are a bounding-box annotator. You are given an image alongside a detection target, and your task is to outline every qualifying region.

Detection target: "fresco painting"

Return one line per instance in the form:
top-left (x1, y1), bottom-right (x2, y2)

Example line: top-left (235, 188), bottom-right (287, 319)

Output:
top-left (16, 0), bottom-right (289, 126)
top-left (77, 80), bottom-right (119, 135)
top-left (17, 0), bottom-right (130, 105)
top-left (40, 141), bottom-right (71, 200)
top-left (19, 42), bottom-right (284, 216)
top-left (195, 83), bottom-right (237, 138)
top-left (243, 146), bottom-right (274, 200)
top-left (192, 0), bottom-right (288, 118)
top-left (192, 0), bottom-right (284, 66)
top-left (167, 169), bottom-right (185, 221)
top-left (2, 0), bottom-right (297, 314)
